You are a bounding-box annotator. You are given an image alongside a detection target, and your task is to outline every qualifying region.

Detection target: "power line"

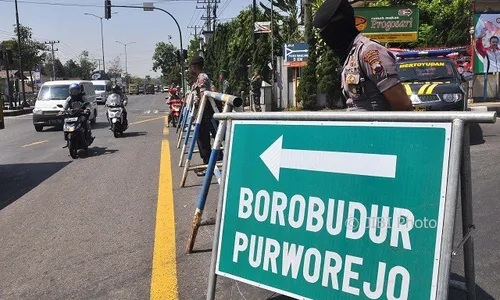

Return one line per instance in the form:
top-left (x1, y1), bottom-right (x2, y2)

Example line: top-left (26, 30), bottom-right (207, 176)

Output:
top-left (44, 40), bottom-right (60, 80)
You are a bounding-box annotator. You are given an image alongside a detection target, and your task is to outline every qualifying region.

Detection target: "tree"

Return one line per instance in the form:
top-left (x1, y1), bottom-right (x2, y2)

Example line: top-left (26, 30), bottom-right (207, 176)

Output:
top-left (296, 6), bottom-right (318, 109)
top-left (152, 42), bottom-right (180, 84)
top-left (107, 56), bottom-right (123, 78)
top-left (41, 53), bottom-right (65, 79)
top-left (64, 59), bottom-right (80, 79)
top-left (0, 25), bottom-right (47, 88)
top-left (78, 51), bottom-right (96, 80)
top-left (187, 38), bottom-right (201, 64)
top-left (317, 49), bottom-right (343, 108)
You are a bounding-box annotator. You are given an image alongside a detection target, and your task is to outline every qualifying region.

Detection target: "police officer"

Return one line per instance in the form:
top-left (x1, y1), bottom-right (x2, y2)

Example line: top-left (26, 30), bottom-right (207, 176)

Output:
top-left (190, 56), bottom-right (223, 176)
top-left (313, 0), bottom-right (412, 111)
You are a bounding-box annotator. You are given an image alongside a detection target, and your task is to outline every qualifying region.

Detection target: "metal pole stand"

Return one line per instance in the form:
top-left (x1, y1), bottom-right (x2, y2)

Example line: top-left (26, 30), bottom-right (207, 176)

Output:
top-left (177, 93), bottom-right (195, 149)
top-left (185, 93), bottom-right (243, 253)
top-left (449, 123), bottom-right (477, 300)
top-left (178, 99), bottom-right (198, 166)
top-left (179, 94), bottom-right (209, 187)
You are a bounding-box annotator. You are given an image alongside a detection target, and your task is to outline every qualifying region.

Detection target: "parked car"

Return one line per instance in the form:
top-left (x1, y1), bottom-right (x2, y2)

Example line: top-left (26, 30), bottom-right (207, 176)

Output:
top-left (396, 50), bottom-right (472, 111)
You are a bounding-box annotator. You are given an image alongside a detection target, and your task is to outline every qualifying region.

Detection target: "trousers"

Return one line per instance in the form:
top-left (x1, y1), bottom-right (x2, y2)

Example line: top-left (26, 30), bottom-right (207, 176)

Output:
top-left (196, 116), bottom-right (224, 164)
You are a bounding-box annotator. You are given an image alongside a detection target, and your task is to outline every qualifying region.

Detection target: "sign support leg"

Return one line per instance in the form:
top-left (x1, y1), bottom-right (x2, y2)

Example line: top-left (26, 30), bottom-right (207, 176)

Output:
top-left (187, 102), bottom-right (230, 253)
top-left (179, 111), bottom-right (195, 166)
top-left (206, 119), bottom-right (232, 300)
top-left (460, 123), bottom-right (477, 300)
top-left (180, 97), bottom-right (206, 187)
top-left (177, 105), bottom-right (192, 149)
top-left (437, 118), bottom-right (465, 300)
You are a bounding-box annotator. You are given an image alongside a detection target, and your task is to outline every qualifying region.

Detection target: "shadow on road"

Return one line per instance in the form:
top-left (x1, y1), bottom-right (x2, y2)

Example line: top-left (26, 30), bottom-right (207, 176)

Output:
top-left (41, 126), bottom-right (62, 132)
top-left (0, 161), bottom-right (71, 210)
top-left (470, 123), bottom-right (485, 146)
top-left (91, 122), bottom-right (112, 130)
top-left (123, 131), bottom-right (147, 137)
top-left (449, 273), bottom-right (495, 300)
top-left (84, 146), bottom-right (119, 158)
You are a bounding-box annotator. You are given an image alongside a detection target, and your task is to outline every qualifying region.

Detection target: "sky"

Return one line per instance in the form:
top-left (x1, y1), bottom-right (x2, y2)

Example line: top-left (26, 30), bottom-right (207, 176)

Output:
top-left (0, 0), bottom-right (254, 78)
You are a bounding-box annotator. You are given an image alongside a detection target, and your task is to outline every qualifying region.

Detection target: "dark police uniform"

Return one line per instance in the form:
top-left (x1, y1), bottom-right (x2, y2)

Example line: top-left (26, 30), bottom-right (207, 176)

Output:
top-left (341, 34), bottom-right (401, 111)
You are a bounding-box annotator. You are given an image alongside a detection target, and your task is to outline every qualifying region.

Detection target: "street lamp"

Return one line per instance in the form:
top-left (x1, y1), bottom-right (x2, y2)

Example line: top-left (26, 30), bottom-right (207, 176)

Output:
top-left (116, 40), bottom-right (136, 87)
top-left (109, 3), bottom-right (187, 96)
top-left (84, 12), bottom-right (117, 76)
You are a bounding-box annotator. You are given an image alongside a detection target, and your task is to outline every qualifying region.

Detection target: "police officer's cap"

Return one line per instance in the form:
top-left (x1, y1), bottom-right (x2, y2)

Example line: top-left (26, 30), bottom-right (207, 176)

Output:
top-left (190, 56), bottom-right (204, 66)
top-left (313, 0), bottom-right (354, 29)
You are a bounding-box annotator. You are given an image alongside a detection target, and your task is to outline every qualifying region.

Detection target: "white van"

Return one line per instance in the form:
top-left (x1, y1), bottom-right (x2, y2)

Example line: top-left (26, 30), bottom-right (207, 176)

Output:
top-left (32, 80), bottom-right (98, 132)
top-left (92, 80), bottom-right (112, 104)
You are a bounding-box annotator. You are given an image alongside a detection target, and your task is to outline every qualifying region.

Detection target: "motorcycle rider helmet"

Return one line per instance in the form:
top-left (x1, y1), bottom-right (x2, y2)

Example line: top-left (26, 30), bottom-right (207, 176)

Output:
top-left (69, 83), bottom-right (81, 96)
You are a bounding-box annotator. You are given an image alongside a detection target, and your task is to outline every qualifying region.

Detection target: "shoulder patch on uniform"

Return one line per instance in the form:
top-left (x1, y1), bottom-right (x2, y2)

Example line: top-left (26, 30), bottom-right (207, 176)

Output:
top-left (363, 50), bottom-right (380, 64)
top-left (363, 49), bottom-right (384, 74)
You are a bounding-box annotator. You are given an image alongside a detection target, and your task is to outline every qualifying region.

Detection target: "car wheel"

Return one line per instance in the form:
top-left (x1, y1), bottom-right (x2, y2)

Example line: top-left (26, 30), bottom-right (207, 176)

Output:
top-left (91, 110), bottom-right (97, 124)
top-left (34, 125), bottom-right (43, 132)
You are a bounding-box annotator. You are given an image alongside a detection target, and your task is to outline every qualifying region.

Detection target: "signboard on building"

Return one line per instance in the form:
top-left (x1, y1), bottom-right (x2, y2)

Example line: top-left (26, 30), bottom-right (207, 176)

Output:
top-left (354, 7), bottom-right (420, 42)
top-left (283, 43), bottom-right (308, 68)
top-left (254, 22), bottom-right (271, 33)
top-left (34, 67), bottom-right (41, 85)
top-left (216, 120), bottom-right (452, 300)
top-left (473, 13), bottom-right (500, 74)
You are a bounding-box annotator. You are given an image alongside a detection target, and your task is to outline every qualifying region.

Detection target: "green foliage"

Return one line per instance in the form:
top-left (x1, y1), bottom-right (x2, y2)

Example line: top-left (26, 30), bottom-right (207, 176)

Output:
top-left (107, 56), bottom-right (123, 78)
top-left (296, 8), bottom-right (318, 110)
top-left (152, 42), bottom-right (181, 85)
top-left (78, 51), bottom-right (97, 80)
top-left (317, 48), bottom-right (343, 108)
top-left (1, 24), bottom-right (47, 83)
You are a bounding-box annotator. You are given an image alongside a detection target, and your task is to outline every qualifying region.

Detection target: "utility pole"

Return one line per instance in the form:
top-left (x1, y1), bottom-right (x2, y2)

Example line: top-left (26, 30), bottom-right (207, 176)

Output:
top-left (252, 0), bottom-right (257, 68)
top-left (14, 0), bottom-right (26, 107)
top-left (304, 0), bottom-right (311, 31)
top-left (85, 12), bottom-right (116, 77)
top-left (197, 0), bottom-right (220, 37)
top-left (95, 58), bottom-right (102, 71)
top-left (44, 41), bottom-right (59, 80)
top-left (270, 0), bottom-right (275, 105)
top-left (188, 25), bottom-right (202, 54)
top-left (116, 41), bottom-right (135, 87)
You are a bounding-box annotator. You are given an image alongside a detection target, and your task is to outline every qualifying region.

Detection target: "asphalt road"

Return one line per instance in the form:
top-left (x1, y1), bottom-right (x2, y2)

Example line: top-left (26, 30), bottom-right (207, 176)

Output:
top-left (1, 94), bottom-right (500, 300)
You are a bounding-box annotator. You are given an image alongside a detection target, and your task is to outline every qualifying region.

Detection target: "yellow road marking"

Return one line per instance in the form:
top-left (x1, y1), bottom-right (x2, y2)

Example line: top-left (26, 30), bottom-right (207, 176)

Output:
top-left (163, 117), bottom-right (169, 135)
top-left (130, 116), bottom-right (165, 125)
top-left (22, 140), bottom-right (48, 148)
top-left (403, 84), bottom-right (412, 95)
top-left (150, 117), bottom-right (178, 300)
top-left (426, 83), bottom-right (440, 94)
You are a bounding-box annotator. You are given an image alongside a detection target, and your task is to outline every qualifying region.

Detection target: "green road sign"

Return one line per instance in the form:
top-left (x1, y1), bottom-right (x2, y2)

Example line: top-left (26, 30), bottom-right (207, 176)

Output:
top-left (216, 120), bottom-right (452, 300)
top-left (354, 7), bottom-right (420, 42)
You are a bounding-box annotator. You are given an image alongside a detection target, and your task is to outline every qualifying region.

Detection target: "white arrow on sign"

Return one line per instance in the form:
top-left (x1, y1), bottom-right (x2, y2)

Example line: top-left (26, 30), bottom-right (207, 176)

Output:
top-left (260, 135), bottom-right (398, 181)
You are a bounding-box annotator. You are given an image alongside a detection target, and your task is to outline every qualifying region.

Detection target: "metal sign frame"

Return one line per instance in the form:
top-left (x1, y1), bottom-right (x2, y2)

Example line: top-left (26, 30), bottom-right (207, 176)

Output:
top-left (205, 111), bottom-right (497, 300)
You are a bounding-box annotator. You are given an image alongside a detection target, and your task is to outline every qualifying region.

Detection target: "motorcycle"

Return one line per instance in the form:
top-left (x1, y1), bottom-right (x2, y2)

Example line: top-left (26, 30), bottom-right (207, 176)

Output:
top-left (167, 97), bottom-right (182, 127)
top-left (106, 93), bottom-right (128, 138)
top-left (57, 105), bottom-right (93, 159)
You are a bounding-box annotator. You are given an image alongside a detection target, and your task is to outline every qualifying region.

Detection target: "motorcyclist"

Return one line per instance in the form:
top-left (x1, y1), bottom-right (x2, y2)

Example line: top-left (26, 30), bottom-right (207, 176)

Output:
top-left (61, 83), bottom-right (94, 145)
top-left (108, 84), bottom-right (128, 128)
top-left (166, 87), bottom-right (182, 126)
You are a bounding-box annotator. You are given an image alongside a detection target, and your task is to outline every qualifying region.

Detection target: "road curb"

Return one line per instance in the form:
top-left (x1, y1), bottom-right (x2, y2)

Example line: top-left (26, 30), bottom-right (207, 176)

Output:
top-left (4, 108), bottom-right (33, 116)
top-left (468, 105), bottom-right (500, 114)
